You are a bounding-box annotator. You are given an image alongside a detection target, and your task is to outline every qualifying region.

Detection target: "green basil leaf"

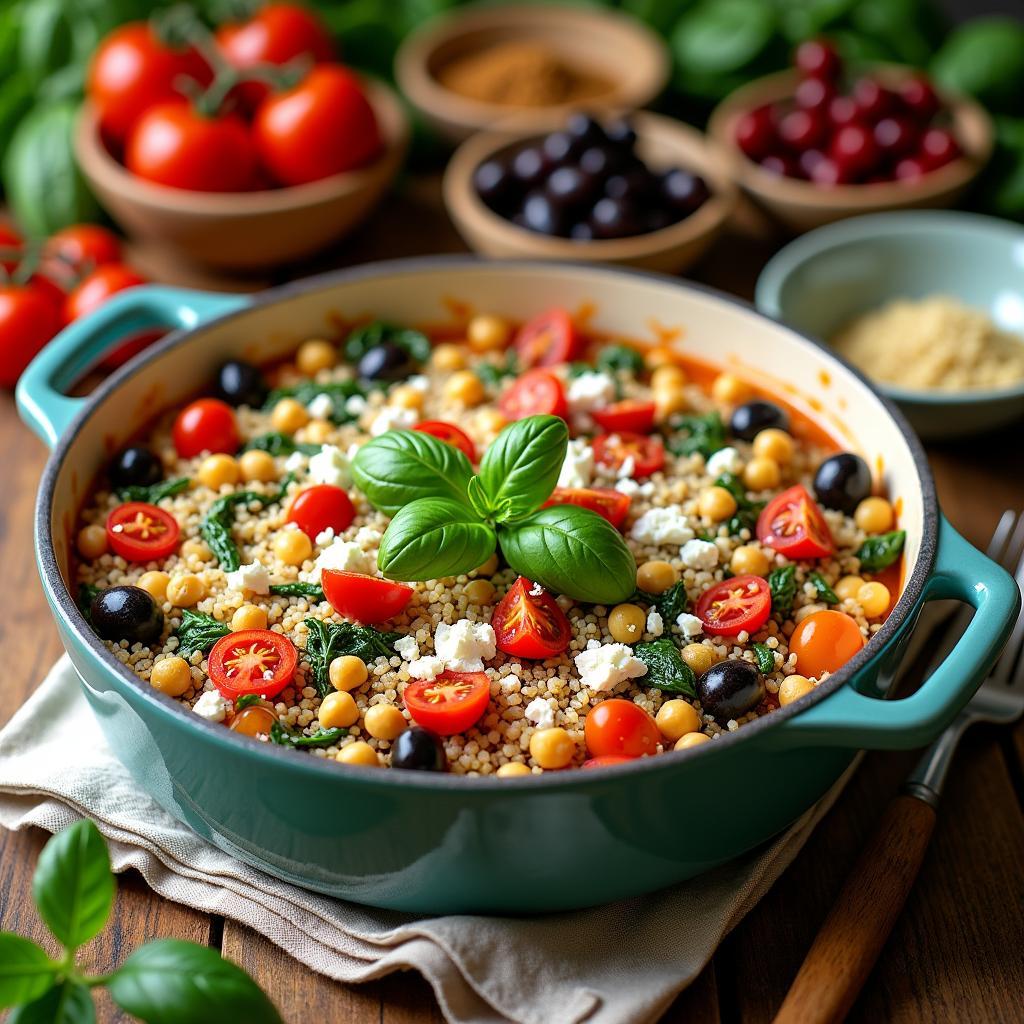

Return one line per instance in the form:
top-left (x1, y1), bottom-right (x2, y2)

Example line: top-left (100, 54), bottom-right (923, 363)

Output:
top-left (810, 571), bottom-right (839, 605)
top-left (343, 321), bottom-right (431, 366)
top-left (474, 350), bottom-right (519, 388)
top-left (303, 619), bottom-right (402, 697)
top-left (200, 478), bottom-right (292, 571)
top-left (268, 582), bottom-right (324, 601)
top-left (477, 415), bottom-right (568, 522)
top-left (654, 581), bottom-right (689, 625)
top-left (352, 430), bottom-right (473, 517)
top-left (378, 497), bottom-right (496, 581)
top-left (768, 564), bottom-right (797, 616)
top-left (262, 381), bottom-right (364, 424)
top-left (596, 344), bottom-right (644, 375)
top-left (269, 721), bottom-right (346, 749)
top-left (672, 0), bottom-right (777, 76)
top-left (235, 694), bottom-right (262, 711)
top-left (498, 505), bottom-right (636, 604)
top-left (633, 638), bottom-right (696, 696)
top-left (172, 609), bottom-right (230, 658)
top-left (242, 433), bottom-right (321, 457)
top-left (931, 18), bottom-right (1024, 112)
top-left (855, 530), bottom-right (906, 572)
top-left (668, 412), bottom-right (726, 459)
top-left (116, 477), bottom-right (191, 503)
top-left (0, 935), bottom-right (59, 1009)
top-left (751, 642), bottom-right (776, 674)
top-left (31, 820), bottom-right (114, 952)
top-left (77, 584), bottom-right (101, 625)
top-left (8, 978), bottom-right (94, 1024)
top-left (107, 939), bottom-right (281, 1024)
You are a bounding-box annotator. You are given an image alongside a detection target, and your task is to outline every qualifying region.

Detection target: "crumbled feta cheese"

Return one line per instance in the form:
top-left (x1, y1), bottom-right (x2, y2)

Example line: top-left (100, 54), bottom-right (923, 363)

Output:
top-left (308, 444), bottom-right (352, 488)
top-left (345, 394), bottom-right (367, 416)
top-left (370, 406), bottom-right (417, 436)
top-left (525, 697), bottom-right (555, 731)
top-left (285, 451), bottom-right (307, 473)
top-left (557, 438), bottom-right (594, 489)
top-left (646, 610), bottom-right (664, 636)
top-left (528, 581), bottom-right (544, 597)
top-left (638, 481), bottom-right (656, 497)
top-left (706, 446), bottom-right (743, 477)
top-left (306, 539), bottom-right (367, 581)
top-left (226, 559), bottom-right (271, 595)
top-left (394, 635), bottom-right (420, 661)
top-left (306, 393), bottom-right (334, 420)
top-left (355, 526), bottom-right (382, 547)
top-left (615, 477), bottom-right (640, 496)
top-left (405, 374), bottom-right (430, 392)
top-left (676, 613), bottom-right (704, 638)
top-left (193, 690), bottom-right (228, 723)
top-left (574, 643), bottom-right (647, 692)
top-left (680, 539), bottom-right (720, 570)
top-left (408, 655), bottom-right (444, 680)
top-left (630, 506), bottom-right (695, 546)
top-left (586, 638), bottom-right (602, 651)
top-left (617, 455), bottom-right (636, 479)
top-left (566, 372), bottom-right (615, 414)
top-left (314, 527), bottom-right (336, 547)
top-left (434, 620), bottom-right (496, 672)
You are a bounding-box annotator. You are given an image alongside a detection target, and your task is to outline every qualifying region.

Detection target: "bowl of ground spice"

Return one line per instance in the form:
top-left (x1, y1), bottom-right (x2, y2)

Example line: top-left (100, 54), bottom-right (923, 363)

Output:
top-left (395, 4), bottom-right (670, 143)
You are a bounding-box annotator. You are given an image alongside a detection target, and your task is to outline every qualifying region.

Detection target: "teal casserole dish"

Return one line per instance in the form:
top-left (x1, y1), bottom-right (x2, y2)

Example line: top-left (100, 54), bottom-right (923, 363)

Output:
top-left (16, 259), bottom-right (1019, 914)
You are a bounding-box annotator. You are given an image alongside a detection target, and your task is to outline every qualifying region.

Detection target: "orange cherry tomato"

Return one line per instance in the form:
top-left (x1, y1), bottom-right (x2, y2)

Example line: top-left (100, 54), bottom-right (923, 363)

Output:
top-left (541, 486), bottom-right (631, 529)
top-left (757, 484), bottom-right (834, 560)
top-left (321, 569), bottom-right (413, 623)
top-left (208, 629), bottom-right (297, 701)
top-left (582, 754), bottom-right (635, 769)
top-left (789, 610), bottom-right (865, 679)
top-left (513, 308), bottom-right (582, 368)
top-left (106, 502), bottom-right (181, 561)
top-left (172, 398), bottom-right (239, 458)
top-left (584, 699), bottom-right (661, 759)
top-left (491, 576), bottom-right (572, 660)
top-left (404, 671), bottom-right (490, 735)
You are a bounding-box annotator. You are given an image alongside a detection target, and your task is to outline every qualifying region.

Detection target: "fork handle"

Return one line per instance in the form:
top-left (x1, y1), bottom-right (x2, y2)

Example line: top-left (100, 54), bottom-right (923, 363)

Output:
top-left (772, 792), bottom-right (937, 1024)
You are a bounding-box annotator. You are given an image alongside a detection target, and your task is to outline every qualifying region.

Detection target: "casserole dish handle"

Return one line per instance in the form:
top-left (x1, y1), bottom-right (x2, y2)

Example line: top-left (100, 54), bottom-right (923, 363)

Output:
top-left (16, 286), bottom-right (249, 448)
top-left (772, 516), bottom-right (1019, 750)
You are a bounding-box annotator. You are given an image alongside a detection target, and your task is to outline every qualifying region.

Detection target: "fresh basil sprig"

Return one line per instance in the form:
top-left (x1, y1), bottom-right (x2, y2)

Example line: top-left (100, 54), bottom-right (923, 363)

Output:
top-left (200, 476), bottom-right (292, 571)
top-left (304, 618), bottom-right (402, 697)
top-left (632, 581), bottom-right (689, 627)
top-left (751, 642), bottom-right (776, 674)
top-left (173, 609), bottom-right (230, 658)
top-left (269, 720), bottom-right (346, 749)
top-left (116, 476), bottom-right (191, 503)
top-left (768, 564), bottom-right (797, 616)
top-left (809, 571), bottom-right (839, 605)
top-left (668, 412), bottom-right (726, 459)
top-left (269, 582), bottom-right (325, 601)
top-left (242, 433), bottom-right (321, 457)
top-left (856, 530), bottom-right (906, 571)
top-left (633, 638), bottom-right (696, 696)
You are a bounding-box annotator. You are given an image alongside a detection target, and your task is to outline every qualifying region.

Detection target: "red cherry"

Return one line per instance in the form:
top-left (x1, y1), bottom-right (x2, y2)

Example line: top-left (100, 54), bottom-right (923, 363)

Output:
top-left (874, 116), bottom-right (919, 159)
top-left (809, 157), bottom-right (854, 186)
top-left (899, 75), bottom-right (941, 121)
top-left (760, 153), bottom-right (802, 178)
top-left (827, 96), bottom-right (860, 128)
top-left (778, 109), bottom-right (825, 150)
top-left (798, 149), bottom-right (827, 178)
top-left (795, 39), bottom-right (842, 80)
top-left (895, 157), bottom-right (928, 181)
top-left (795, 76), bottom-right (836, 112)
top-left (852, 77), bottom-right (895, 120)
top-left (831, 123), bottom-right (879, 175)
top-left (919, 128), bottom-right (960, 169)
top-left (735, 105), bottom-right (777, 160)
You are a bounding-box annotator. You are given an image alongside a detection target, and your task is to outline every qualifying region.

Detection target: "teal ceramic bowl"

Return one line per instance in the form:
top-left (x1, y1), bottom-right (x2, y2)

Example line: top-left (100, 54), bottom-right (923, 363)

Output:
top-left (755, 211), bottom-right (1024, 440)
top-left (16, 259), bottom-right (1019, 913)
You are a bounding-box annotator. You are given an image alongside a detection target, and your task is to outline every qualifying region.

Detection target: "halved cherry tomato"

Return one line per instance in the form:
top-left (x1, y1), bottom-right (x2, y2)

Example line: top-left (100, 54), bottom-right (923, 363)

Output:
top-left (584, 699), bottom-right (661, 758)
top-left (321, 569), bottom-right (413, 623)
top-left (172, 398), bottom-right (240, 459)
top-left (286, 485), bottom-right (355, 539)
top-left (491, 576), bottom-right (572, 660)
top-left (414, 420), bottom-right (476, 462)
top-left (583, 754), bottom-right (635, 769)
top-left (591, 399), bottom-right (656, 434)
top-left (208, 629), bottom-right (297, 701)
top-left (757, 484), bottom-right (834, 559)
top-left (695, 575), bottom-right (771, 637)
top-left (499, 369), bottom-right (568, 421)
top-left (542, 487), bottom-right (631, 529)
top-left (514, 309), bottom-right (582, 368)
top-left (790, 610), bottom-right (865, 679)
top-left (64, 264), bottom-right (147, 326)
top-left (592, 432), bottom-right (665, 478)
top-left (404, 671), bottom-right (489, 735)
top-left (106, 502), bottom-right (180, 561)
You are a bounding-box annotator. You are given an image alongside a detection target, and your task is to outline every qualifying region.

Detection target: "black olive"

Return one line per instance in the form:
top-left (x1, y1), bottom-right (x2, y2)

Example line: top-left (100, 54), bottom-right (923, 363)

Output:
top-left (545, 166), bottom-right (598, 208)
top-left (697, 660), bottom-right (765, 723)
top-left (729, 400), bottom-right (789, 441)
top-left (109, 446), bottom-right (161, 490)
top-left (604, 167), bottom-right (657, 201)
top-left (590, 196), bottom-right (646, 239)
top-left (521, 191), bottom-right (570, 237)
top-left (511, 146), bottom-right (550, 189)
top-left (541, 130), bottom-right (578, 165)
top-left (814, 452), bottom-right (872, 515)
top-left (570, 221), bottom-right (595, 241)
top-left (579, 145), bottom-right (627, 178)
top-left (662, 169), bottom-right (711, 214)
top-left (605, 118), bottom-right (637, 151)
top-left (216, 360), bottom-right (267, 408)
top-left (566, 113), bottom-right (605, 147)
top-left (90, 586), bottom-right (164, 645)
top-left (473, 157), bottom-right (519, 213)
top-left (391, 727), bottom-right (446, 771)
top-left (357, 342), bottom-right (411, 381)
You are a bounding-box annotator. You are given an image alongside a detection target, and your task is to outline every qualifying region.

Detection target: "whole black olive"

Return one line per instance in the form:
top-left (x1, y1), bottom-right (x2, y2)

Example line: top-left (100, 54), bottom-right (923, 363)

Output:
top-left (697, 660), bottom-right (765, 723)
top-left (90, 586), bottom-right (164, 645)
top-left (570, 221), bottom-right (595, 241)
top-left (109, 446), bottom-right (161, 490)
top-left (604, 167), bottom-right (657, 201)
top-left (357, 342), bottom-right (411, 381)
top-left (216, 359), bottom-right (267, 408)
top-left (473, 157), bottom-right (518, 213)
top-left (521, 191), bottom-right (570, 237)
top-left (541, 130), bottom-right (578, 165)
top-left (391, 727), bottom-right (446, 771)
top-left (729, 400), bottom-right (789, 441)
top-left (545, 166), bottom-right (598, 208)
top-left (590, 196), bottom-right (645, 239)
top-left (814, 452), bottom-right (872, 515)
top-left (566, 112), bottom-right (605, 147)
top-left (605, 118), bottom-right (637, 151)
top-left (579, 145), bottom-right (626, 178)
top-left (511, 146), bottom-right (550, 189)
top-left (662, 169), bottom-right (711, 214)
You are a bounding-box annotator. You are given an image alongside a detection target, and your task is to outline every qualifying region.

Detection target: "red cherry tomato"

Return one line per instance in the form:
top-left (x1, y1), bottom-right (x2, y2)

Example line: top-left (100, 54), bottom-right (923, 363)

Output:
top-left (414, 420), bottom-right (476, 461)
top-left (695, 575), bottom-right (772, 637)
top-left (582, 754), bottom-right (635, 769)
top-left (779, 109), bottom-right (825, 150)
top-left (499, 369), bottom-right (567, 421)
top-left (0, 284), bottom-right (61, 388)
top-left (794, 39), bottom-right (842, 80)
top-left (757, 484), bottom-right (834, 559)
top-left (591, 399), bottom-right (656, 435)
top-left (63, 263), bottom-right (146, 326)
top-left (87, 23), bottom-right (211, 144)
top-left (491, 576), bottom-right (572, 660)
top-left (513, 309), bottom-right (581, 368)
top-left (592, 431), bottom-right (665, 478)
top-left (286, 484), bottom-right (355, 538)
top-left (321, 569), bottom-right (413, 623)
top-left (45, 225), bottom-right (121, 270)
top-left (253, 65), bottom-right (382, 186)
top-left (106, 502), bottom-right (181, 561)
top-left (208, 629), bottom-right (298, 701)
top-left (172, 398), bottom-right (240, 458)
top-left (404, 671), bottom-right (490, 735)
top-left (0, 224), bottom-right (23, 273)
top-left (898, 75), bottom-right (940, 121)
top-left (542, 487), bottom-right (631, 529)
top-left (919, 128), bottom-right (960, 170)
top-left (584, 699), bottom-right (661, 759)
top-left (735, 104), bottom-right (777, 161)
top-left (790, 610), bottom-right (865, 679)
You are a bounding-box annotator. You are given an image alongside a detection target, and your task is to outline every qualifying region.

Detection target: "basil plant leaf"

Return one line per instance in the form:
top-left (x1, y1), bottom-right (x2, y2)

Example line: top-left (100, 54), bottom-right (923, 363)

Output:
top-left (352, 430), bottom-right (473, 517)
top-left (633, 639), bottom-right (696, 696)
top-left (379, 498), bottom-right (496, 581)
top-left (498, 505), bottom-right (636, 604)
top-left (751, 642), bottom-right (776, 675)
top-left (8, 978), bottom-right (95, 1024)
top-left (0, 935), bottom-right (59, 1009)
top-left (855, 530), bottom-right (906, 572)
top-left (31, 819), bottom-right (114, 952)
top-left (477, 415), bottom-right (568, 522)
top-left (107, 940), bottom-right (282, 1024)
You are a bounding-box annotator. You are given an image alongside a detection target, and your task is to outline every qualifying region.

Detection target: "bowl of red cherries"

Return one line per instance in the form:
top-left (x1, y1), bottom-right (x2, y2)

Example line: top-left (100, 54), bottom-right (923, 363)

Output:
top-left (708, 39), bottom-right (993, 232)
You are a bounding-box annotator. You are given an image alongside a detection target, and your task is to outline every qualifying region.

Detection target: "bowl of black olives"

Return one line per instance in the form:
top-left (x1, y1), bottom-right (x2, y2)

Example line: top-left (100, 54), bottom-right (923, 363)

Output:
top-left (443, 111), bottom-right (737, 273)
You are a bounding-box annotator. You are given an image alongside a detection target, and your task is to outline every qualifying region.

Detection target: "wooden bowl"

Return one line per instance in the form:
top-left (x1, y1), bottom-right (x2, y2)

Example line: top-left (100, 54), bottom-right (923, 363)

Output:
top-left (708, 66), bottom-right (993, 233)
top-left (395, 4), bottom-right (669, 144)
top-left (442, 112), bottom-right (737, 275)
top-left (74, 78), bottom-right (409, 272)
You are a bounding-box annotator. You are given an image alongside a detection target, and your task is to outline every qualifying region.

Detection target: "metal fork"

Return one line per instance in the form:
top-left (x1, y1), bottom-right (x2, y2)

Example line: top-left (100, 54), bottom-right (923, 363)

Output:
top-left (774, 510), bottom-right (1024, 1024)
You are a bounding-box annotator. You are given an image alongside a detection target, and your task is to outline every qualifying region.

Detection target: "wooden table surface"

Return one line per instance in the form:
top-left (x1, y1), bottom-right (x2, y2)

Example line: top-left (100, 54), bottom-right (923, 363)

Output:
top-left (2, 179), bottom-right (1023, 1024)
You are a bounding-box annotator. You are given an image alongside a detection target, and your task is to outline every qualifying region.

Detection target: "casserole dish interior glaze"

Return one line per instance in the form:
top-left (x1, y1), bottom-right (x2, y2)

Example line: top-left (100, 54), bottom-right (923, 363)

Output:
top-left (17, 259), bottom-right (1018, 913)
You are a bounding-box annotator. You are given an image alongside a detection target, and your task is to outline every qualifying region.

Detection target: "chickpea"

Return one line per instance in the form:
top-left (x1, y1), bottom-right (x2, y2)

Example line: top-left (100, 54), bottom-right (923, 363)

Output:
top-left (855, 496), bottom-right (893, 534)
top-left (858, 581), bottom-right (891, 618)
top-left (753, 428), bottom-right (794, 464)
top-left (743, 456), bottom-right (781, 491)
top-left (496, 761), bottom-right (531, 778)
top-left (529, 727), bottom-right (576, 770)
top-left (238, 449), bottom-right (277, 483)
top-left (674, 732), bottom-right (711, 750)
top-left (682, 643), bottom-right (718, 675)
top-left (150, 657), bottom-right (192, 697)
top-left (645, 345), bottom-right (681, 371)
top-left (302, 419), bottom-right (333, 445)
top-left (654, 387), bottom-right (688, 421)
top-left (270, 397), bottom-right (309, 433)
top-left (465, 579), bottom-right (496, 605)
top-left (651, 364), bottom-right (687, 391)
top-left (77, 524), bottom-right (108, 559)
top-left (476, 409), bottom-right (509, 436)
top-left (779, 674), bottom-right (815, 706)
top-left (295, 338), bottom-right (336, 376)
top-left (608, 603), bottom-right (647, 643)
top-left (319, 690), bottom-right (359, 729)
top-left (197, 453), bottom-right (239, 490)
top-left (230, 705), bottom-right (277, 737)
top-left (431, 342), bottom-right (467, 371)
top-left (655, 699), bottom-right (701, 741)
top-left (475, 553), bottom-right (499, 576)
top-left (337, 741), bottom-right (380, 767)
top-left (636, 560), bottom-right (678, 594)
top-left (443, 370), bottom-right (485, 407)
top-left (467, 314), bottom-right (511, 352)
top-left (329, 655), bottom-right (368, 692)
top-left (731, 545), bottom-right (770, 577)
top-left (835, 575), bottom-right (865, 601)
top-left (273, 528), bottom-right (313, 566)
top-left (389, 384), bottom-right (424, 410)
top-left (231, 604), bottom-right (267, 631)
top-left (181, 539), bottom-right (212, 562)
top-left (138, 570), bottom-right (170, 602)
top-left (711, 373), bottom-right (752, 405)
top-left (363, 704), bottom-right (406, 741)
top-left (699, 485), bottom-right (738, 522)
top-left (166, 574), bottom-right (205, 608)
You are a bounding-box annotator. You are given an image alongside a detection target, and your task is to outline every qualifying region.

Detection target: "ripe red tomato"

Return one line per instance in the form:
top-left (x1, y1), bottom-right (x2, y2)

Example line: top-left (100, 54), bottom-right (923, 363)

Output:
top-left (757, 484), bottom-right (834, 559)
top-left (695, 575), bottom-right (771, 637)
top-left (87, 23), bottom-right (211, 144)
top-left (541, 487), bottom-right (631, 529)
top-left (286, 484), bottom-right (355, 538)
top-left (790, 610), bottom-right (865, 679)
top-left (106, 502), bottom-right (181, 561)
top-left (208, 629), bottom-right (298, 701)
top-left (499, 369), bottom-right (567, 420)
top-left (172, 398), bottom-right (240, 458)
top-left (491, 576), bottom-right (572, 660)
top-left (45, 225), bottom-right (121, 270)
top-left (414, 420), bottom-right (476, 462)
top-left (513, 309), bottom-right (581, 368)
top-left (584, 699), bottom-right (661, 759)
top-left (592, 432), bottom-right (665, 478)
top-left (126, 103), bottom-right (257, 192)
top-left (404, 671), bottom-right (489, 735)
top-left (591, 399), bottom-right (656, 434)
top-left (253, 65), bottom-right (381, 186)
top-left (63, 263), bottom-right (146, 326)
top-left (0, 224), bottom-right (23, 273)
top-left (321, 569), bottom-right (413, 623)
top-left (0, 284), bottom-right (61, 388)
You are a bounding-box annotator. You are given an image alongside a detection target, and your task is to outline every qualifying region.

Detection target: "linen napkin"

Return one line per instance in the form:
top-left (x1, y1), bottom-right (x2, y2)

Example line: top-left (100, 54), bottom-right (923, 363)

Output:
top-left (0, 657), bottom-right (854, 1024)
